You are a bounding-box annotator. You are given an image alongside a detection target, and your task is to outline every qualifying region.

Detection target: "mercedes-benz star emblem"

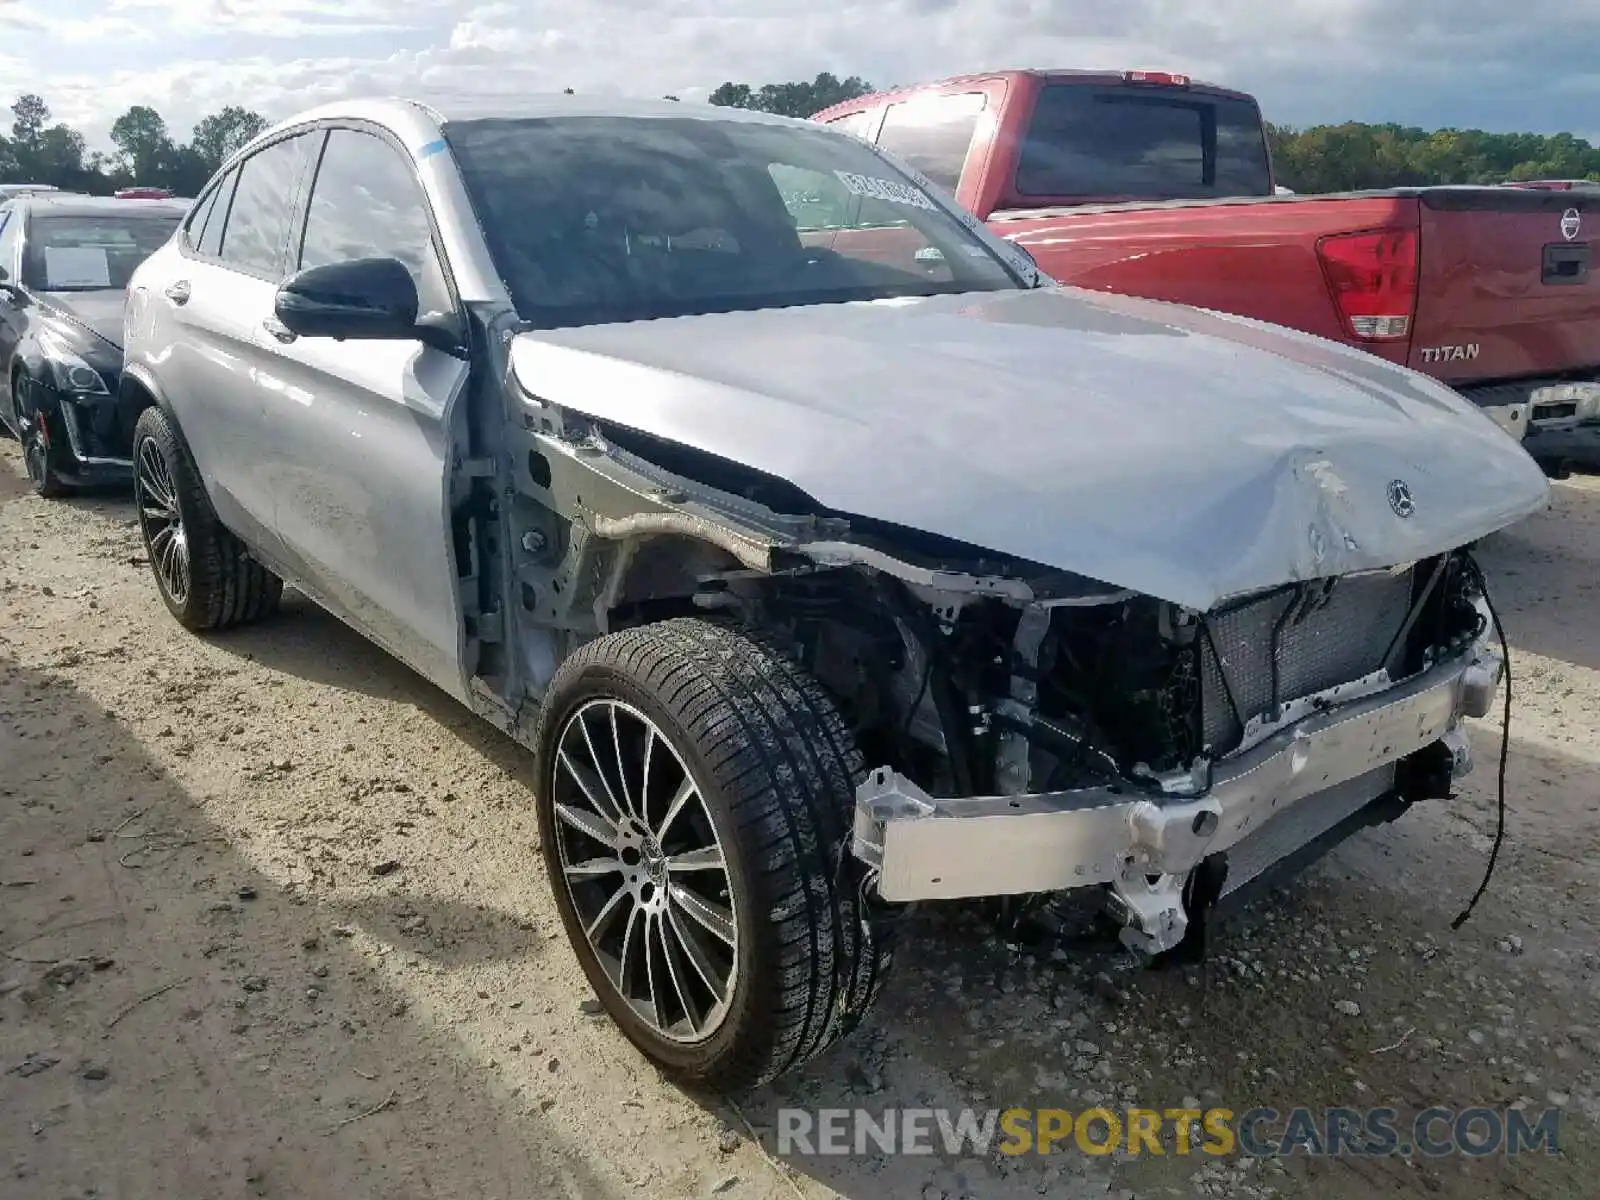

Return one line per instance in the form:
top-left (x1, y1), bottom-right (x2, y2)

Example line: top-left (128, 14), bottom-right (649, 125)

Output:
top-left (1562, 208), bottom-right (1582, 241)
top-left (1387, 479), bottom-right (1416, 518)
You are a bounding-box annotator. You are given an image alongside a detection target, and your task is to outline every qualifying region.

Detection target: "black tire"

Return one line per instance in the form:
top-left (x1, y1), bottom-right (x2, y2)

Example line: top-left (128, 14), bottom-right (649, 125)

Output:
top-left (14, 373), bottom-right (64, 498)
top-left (533, 617), bottom-right (895, 1090)
top-left (131, 405), bottom-right (283, 631)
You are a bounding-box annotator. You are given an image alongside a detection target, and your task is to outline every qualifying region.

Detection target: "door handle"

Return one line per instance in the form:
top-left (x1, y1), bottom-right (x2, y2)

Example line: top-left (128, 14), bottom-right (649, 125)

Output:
top-left (164, 280), bottom-right (191, 305)
top-left (262, 316), bottom-right (297, 344)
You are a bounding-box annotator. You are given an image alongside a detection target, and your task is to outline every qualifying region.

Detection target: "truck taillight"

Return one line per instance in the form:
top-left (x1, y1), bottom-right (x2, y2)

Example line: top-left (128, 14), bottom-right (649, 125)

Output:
top-left (1124, 71), bottom-right (1190, 86)
top-left (1316, 227), bottom-right (1418, 341)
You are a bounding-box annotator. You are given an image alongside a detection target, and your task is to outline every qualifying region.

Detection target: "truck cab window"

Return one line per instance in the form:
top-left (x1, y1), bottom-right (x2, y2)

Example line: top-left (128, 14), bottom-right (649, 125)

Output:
top-left (1016, 85), bottom-right (1272, 199)
top-left (826, 109), bottom-right (879, 141)
top-left (875, 92), bottom-right (986, 193)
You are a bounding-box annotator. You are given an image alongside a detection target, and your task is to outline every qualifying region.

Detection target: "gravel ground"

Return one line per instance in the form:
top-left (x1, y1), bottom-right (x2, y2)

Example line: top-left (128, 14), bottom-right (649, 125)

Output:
top-left (1, 439), bottom-right (1596, 1200)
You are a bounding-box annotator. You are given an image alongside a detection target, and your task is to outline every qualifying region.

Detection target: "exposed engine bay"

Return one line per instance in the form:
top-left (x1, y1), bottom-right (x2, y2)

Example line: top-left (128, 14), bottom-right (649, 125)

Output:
top-left (454, 394), bottom-right (1505, 961)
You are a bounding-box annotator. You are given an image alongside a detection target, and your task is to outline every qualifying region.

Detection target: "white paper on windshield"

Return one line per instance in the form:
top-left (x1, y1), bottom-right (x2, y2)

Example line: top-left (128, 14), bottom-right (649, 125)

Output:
top-left (43, 246), bottom-right (111, 288)
top-left (832, 171), bottom-right (938, 211)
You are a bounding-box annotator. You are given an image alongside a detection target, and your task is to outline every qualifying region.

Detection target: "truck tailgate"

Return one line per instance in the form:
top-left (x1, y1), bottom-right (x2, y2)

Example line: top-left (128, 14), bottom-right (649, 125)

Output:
top-left (1410, 189), bottom-right (1600, 383)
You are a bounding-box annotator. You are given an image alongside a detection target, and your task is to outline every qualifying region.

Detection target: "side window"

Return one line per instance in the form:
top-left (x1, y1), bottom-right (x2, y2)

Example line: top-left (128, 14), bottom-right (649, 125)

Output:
top-left (298, 129), bottom-right (452, 316)
top-left (183, 184), bottom-right (220, 251)
top-left (216, 133), bottom-right (317, 278)
top-left (197, 169), bottom-right (237, 258)
top-left (875, 92), bottom-right (987, 193)
top-left (0, 209), bottom-right (20, 280)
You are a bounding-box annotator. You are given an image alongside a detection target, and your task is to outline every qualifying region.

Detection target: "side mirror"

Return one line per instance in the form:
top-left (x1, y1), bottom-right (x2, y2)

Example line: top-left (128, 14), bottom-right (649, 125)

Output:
top-left (274, 257), bottom-right (420, 341)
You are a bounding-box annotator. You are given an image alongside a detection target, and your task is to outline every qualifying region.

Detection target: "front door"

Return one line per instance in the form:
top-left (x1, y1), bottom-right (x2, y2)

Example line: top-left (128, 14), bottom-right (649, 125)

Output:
top-left (255, 125), bottom-right (471, 699)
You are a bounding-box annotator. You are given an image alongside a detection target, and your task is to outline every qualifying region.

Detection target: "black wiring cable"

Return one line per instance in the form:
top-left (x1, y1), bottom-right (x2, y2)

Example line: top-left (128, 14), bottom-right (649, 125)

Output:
top-left (1450, 560), bottom-right (1512, 930)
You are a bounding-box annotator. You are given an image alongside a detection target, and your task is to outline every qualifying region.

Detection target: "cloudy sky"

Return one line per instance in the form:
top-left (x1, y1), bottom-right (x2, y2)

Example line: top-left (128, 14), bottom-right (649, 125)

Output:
top-left (2, 0), bottom-right (1596, 149)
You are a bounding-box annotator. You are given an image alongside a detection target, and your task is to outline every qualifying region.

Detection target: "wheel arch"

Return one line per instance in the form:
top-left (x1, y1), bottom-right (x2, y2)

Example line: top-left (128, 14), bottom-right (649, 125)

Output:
top-left (607, 532), bottom-right (747, 616)
top-left (118, 363), bottom-right (178, 434)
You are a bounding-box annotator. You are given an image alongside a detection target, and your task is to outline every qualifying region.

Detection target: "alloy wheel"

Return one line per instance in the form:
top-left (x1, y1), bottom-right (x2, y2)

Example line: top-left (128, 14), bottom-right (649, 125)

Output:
top-left (21, 424), bottom-right (48, 488)
top-left (135, 437), bottom-right (190, 606)
top-left (550, 698), bottom-right (739, 1043)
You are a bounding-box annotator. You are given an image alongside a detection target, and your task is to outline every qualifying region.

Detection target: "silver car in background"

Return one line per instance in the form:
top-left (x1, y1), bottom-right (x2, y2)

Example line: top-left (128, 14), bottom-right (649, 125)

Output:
top-left (120, 96), bottom-right (1548, 1089)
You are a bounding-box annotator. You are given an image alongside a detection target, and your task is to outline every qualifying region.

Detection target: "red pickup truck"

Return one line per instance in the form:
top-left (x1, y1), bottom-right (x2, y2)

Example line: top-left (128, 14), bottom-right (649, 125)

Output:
top-left (813, 70), bottom-right (1600, 473)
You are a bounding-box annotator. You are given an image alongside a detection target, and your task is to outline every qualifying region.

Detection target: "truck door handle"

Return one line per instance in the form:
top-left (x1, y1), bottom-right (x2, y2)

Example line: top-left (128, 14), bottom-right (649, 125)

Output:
top-left (262, 316), bottom-right (297, 344)
top-left (164, 280), bottom-right (191, 305)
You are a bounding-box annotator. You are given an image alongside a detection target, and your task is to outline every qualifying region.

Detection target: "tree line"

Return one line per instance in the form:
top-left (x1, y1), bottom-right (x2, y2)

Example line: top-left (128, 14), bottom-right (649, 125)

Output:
top-left (709, 73), bottom-right (1600, 191)
top-left (1265, 122), bottom-right (1600, 191)
top-left (0, 94), bottom-right (268, 196)
top-left (5, 78), bottom-right (1597, 197)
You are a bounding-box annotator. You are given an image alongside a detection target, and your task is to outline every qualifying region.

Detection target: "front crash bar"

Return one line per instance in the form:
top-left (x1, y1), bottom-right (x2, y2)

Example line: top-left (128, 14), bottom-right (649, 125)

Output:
top-left (851, 643), bottom-right (1503, 904)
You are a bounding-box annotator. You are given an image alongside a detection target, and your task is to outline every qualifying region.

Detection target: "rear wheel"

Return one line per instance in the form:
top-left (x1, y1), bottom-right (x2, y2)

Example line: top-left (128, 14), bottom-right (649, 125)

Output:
top-left (131, 405), bottom-right (283, 631)
top-left (534, 618), bottom-right (895, 1089)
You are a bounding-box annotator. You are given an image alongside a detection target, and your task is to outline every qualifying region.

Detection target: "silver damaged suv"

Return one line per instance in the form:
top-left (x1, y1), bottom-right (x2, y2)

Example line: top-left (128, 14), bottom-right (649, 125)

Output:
top-left (121, 96), bottom-right (1549, 1088)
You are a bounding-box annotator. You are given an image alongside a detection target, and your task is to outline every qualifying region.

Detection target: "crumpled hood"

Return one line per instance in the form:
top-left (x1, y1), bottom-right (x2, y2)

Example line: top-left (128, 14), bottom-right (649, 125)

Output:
top-left (508, 286), bottom-right (1550, 611)
top-left (40, 289), bottom-right (124, 350)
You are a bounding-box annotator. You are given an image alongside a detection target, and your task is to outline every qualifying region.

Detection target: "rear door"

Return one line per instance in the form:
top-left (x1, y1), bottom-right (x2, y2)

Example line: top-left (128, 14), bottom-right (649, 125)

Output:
top-left (255, 124), bottom-right (470, 698)
top-left (1409, 189), bottom-right (1600, 384)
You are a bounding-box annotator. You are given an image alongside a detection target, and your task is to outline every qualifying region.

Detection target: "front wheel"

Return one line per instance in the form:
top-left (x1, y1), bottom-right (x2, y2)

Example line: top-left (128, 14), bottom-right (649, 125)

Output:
top-left (14, 376), bottom-right (64, 498)
top-left (534, 618), bottom-right (895, 1090)
top-left (131, 405), bottom-right (283, 631)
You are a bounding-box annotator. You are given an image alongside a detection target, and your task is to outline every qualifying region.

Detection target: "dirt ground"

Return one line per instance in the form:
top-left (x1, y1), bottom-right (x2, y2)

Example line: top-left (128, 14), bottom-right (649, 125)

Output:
top-left (1, 439), bottom-right (1596, 1200)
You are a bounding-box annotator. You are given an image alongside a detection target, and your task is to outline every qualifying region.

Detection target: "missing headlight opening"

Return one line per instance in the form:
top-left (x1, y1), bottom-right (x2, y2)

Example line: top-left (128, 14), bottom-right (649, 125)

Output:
top-left (489, 409), bottom-right (1507, 966)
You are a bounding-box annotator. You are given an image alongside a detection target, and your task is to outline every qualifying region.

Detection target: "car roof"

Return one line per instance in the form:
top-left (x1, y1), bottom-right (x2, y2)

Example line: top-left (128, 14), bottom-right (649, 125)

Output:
top-left (257, 92), bottom-right (816, 145)
top-left (17, 194), bottom-right (189, 218)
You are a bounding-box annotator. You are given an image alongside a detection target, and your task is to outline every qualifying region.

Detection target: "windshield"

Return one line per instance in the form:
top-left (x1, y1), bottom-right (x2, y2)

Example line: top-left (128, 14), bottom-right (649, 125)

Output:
top-left (23, 214), bottom-right (181, 291)
top-left (443, 115), bottom-right (1023, 327)
top-left (1016, 85), bottom-right (1272, 201)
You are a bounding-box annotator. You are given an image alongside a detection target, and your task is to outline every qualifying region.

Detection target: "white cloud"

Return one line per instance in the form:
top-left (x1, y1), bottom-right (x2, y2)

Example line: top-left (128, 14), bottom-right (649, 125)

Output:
top-left (1, 0), bottom-right (1597, 150)
top-left (104, 0), bottom-right (444, 37)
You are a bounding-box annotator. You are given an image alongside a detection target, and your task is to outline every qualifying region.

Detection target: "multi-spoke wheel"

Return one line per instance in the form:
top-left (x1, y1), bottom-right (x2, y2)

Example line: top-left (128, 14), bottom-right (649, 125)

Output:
top-left (130, 405), bottom-right (284, 631)
top-left (551, 698), bottom-right (738, 1043)
top-left (535, 618), bottom-right (897, 1090)
top-left (14, 376), bottom-right (64, 498)
top-left (136, 436), bottom-right (189, 606)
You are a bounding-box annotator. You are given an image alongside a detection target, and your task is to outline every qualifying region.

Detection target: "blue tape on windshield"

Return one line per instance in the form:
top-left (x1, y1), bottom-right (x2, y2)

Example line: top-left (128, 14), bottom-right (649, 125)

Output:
top-left (417, 139), bottom-right (446, 159)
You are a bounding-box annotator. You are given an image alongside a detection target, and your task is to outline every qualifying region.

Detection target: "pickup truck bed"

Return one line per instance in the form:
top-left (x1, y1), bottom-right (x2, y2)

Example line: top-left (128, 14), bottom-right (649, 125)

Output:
top-left (814, 70), bottom-right (1600, 469)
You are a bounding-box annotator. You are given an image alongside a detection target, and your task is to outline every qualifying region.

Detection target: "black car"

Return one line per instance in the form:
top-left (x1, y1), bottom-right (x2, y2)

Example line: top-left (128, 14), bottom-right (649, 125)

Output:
top-left (0, 194), bottom-right (186, 495)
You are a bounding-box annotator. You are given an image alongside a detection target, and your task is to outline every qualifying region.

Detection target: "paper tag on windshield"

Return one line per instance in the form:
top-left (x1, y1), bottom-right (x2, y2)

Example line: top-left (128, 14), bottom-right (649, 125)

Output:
top-left (43, 246), bottom-right (111, 288)
top-left (833, 171), bottom-right (938, 211)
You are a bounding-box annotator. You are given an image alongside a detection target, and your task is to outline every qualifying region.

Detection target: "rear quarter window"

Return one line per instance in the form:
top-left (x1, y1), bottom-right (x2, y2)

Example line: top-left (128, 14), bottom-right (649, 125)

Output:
top-left (183, 184), bottom-right (221, 251)
top-left (197, 170), bottom-right (239, 259)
